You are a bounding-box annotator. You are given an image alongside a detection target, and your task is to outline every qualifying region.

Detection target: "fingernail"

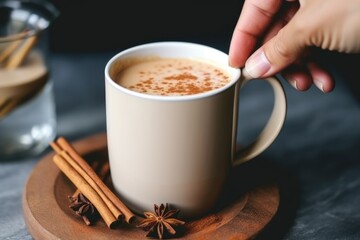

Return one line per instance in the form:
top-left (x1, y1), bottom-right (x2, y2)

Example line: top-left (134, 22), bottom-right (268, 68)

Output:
top-left (245, 50), bottom-right (271, 78)
top-left (314, 80), bottom-right (324, 92)
top-left (288, 78), bottom-right (298, 90)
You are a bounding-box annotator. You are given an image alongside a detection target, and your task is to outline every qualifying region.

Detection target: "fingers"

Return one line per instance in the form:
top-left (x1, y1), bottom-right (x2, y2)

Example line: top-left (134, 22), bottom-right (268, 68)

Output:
top-left (307, 62), bottom-right (335, 93)
top-left (282, 64), bottom-right (313, 91)
top-left (282, 61), bottom-right (335, 93)
top-left (228, 28), bottom-right (258, 68)
top-left (245, 13), bottom-right (306, 78)
top-left (229, 0), bottom-right (283, 67)
top-left (229, 0), bottom-right (338, 92)
top-left (261, 2), bottom-right (299, 43)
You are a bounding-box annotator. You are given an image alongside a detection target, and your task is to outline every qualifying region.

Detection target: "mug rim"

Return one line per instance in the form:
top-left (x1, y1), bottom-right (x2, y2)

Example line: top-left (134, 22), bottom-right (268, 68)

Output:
top-left (105, 41), bottom-right (241, 102)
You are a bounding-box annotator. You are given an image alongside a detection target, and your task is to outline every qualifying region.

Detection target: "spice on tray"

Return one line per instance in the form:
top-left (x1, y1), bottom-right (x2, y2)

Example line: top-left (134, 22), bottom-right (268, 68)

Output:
top-left (67, 159), bottom-right (110, 226)
top-left (69, 193), bottom-right (98, 226)
top-left (137, 203), bottom-right (185, 239)
top-left (50, 137), bottom-right (135, 228)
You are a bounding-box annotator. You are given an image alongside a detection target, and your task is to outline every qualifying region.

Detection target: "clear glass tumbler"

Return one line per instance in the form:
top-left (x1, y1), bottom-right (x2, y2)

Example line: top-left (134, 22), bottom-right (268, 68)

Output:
top-left (0, 0), bottom-right (59, 160)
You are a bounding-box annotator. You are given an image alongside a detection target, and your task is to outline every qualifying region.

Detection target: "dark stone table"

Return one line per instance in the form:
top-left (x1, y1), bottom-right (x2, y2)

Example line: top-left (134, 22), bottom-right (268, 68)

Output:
top-left (0, 49), bottom-right (359, 240)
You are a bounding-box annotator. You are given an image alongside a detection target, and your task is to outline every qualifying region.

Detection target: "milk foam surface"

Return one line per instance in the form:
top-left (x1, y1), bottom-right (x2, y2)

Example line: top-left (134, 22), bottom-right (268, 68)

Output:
top-left (116, 58), bottom-right (230, 96)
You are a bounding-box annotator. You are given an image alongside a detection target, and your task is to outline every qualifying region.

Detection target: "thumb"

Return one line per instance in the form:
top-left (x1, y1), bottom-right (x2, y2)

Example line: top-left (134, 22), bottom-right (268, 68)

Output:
top-left (245, 20), bottom-right (306, 78)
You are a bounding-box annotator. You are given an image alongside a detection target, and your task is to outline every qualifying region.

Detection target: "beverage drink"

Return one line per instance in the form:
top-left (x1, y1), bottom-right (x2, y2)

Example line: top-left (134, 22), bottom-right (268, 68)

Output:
top-left (114, 57), bottom-right (231, 96)
top-left (105, 41), bottom-right (287, 218)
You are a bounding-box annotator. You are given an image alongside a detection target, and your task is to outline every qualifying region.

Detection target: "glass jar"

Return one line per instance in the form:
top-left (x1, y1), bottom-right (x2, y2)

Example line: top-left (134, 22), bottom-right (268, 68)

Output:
top-left (0, 0), bottom-right (59, 160)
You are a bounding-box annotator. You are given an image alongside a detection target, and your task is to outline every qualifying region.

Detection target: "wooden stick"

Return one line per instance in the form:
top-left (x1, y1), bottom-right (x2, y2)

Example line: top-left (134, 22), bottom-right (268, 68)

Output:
top-left (0, 40), bottom-right (22, 63)
top-left (52, 154), bottom-right (118, 228)
top-left (3, 35), bottom-right (37, 69)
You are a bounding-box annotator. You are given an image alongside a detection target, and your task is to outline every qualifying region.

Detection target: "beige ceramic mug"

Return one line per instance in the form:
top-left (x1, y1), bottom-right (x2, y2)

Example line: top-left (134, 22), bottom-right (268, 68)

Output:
top-left (104, 41), bottom-right (287, 219)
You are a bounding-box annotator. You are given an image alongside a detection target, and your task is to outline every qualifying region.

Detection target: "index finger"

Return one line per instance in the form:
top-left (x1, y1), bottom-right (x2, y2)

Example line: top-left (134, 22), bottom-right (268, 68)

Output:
top-left (229, 0), bottom-right (283, 67)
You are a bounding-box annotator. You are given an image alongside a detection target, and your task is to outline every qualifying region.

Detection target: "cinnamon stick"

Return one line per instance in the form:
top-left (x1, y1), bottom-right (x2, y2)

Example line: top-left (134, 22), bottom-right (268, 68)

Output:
top-left (97, 161), bottom-right (111, 184)
top-left (50, 137), bottom-right (135, 224)
top-left (56, 137), bottom-right (135, 223)
top-left (0, 40), bottom-right (22, 64)
top-left (68, 159), bottom-right (106, 225)
top-left (4, 35), bottom-right (37, 69)
top-left (61, 150), bottom-right (123, 219)
top-left (52, 154), bottom-right (118, 228)
top-left (70, 160), bottom-right (105, 200)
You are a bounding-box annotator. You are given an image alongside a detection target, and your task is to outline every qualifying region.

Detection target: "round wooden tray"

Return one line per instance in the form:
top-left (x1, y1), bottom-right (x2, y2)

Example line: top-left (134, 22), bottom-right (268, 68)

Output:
top-left (22, 132), bottom-right (280, 240)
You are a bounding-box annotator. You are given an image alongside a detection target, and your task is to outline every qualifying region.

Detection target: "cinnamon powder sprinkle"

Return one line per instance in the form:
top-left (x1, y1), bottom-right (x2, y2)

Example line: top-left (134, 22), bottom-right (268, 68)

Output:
top-left (164, 73), bottom-right (198, 81)
top-left (120, 58), bottom-right (230, 96)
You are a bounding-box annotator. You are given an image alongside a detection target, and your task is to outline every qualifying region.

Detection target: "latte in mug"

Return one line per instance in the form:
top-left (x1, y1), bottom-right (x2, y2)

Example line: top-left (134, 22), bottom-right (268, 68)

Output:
top-left (113, 57), bottom-right (231, 96)
top-left (105, 41), bottom-right (287, 219)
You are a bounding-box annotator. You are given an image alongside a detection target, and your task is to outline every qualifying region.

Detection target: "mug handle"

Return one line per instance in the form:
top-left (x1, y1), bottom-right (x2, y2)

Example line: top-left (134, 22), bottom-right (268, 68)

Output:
top-left (232, 70), bottom-right (287, 166)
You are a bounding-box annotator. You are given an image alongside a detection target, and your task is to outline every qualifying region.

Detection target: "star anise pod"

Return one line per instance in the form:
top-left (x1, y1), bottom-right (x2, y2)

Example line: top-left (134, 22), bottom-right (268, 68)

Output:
top-left (69, 193), bottom-right (98, 225)
top-left (136, 203), bottom-right (185, 239)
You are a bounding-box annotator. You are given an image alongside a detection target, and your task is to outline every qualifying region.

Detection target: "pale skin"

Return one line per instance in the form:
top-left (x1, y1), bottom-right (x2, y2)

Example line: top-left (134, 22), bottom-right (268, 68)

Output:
top-left (229, 0), bottom-right (360, 92)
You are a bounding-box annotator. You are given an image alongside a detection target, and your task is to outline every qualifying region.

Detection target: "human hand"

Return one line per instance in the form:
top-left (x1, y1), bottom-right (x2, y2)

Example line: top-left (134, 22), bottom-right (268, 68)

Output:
top-left (229, 0), bottom-right (360, 92)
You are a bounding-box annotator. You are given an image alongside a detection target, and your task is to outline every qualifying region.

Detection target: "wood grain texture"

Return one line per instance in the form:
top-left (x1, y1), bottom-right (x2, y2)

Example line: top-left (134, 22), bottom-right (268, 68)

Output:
top-left (22, 132), bottom-right (279, 240)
